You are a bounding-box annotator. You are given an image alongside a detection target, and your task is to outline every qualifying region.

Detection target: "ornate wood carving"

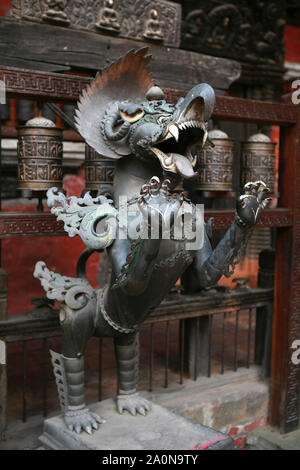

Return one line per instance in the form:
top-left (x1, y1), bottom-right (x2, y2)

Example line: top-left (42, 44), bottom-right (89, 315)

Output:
top-left (8, 0), bottom-right (181, 48)
top-left (0, 66), bottom-right (90, 102)
top-left (178, 0), bottom-right (285, 66)
top-left (205, 209), bottom-right (293, 231)
top-left (0, 65), bottom-right (296, 126)
top-left (0, 213), bottom-right (65, 238)
top-left (165, 91), bottom-right (297, 126)
top-left (0, 209), bottom-right (292, 239)
top-left (212, 96), bottom-right (297, 126)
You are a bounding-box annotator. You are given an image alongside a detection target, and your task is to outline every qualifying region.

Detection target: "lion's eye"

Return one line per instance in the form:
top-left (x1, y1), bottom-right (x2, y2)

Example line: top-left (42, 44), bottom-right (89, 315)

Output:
top-left (119, 109), bottom-right (144, 123)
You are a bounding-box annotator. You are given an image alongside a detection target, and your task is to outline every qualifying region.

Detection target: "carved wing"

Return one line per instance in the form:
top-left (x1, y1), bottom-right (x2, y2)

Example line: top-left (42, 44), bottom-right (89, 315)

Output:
top-left (74, 48), bottom-right (155, 159)
top-left (33, 261), bottom-right (95, 310)
top-left (46, 187), bottom-right (118, 250)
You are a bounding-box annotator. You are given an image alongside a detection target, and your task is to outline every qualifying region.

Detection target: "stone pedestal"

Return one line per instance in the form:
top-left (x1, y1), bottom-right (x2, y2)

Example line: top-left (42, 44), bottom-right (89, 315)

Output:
top-left (39, 398), bottom-right (233, 450)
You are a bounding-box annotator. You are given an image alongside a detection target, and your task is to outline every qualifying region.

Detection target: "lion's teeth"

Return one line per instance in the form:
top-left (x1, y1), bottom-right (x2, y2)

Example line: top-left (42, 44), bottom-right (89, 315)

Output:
top-left (169, 124), bottom-right (179, 142)
top-left (178, 120), bottom-right (204, 129)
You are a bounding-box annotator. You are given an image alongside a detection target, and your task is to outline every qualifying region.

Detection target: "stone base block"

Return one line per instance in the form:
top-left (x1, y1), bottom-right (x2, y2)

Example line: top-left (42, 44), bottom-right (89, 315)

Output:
top-left (39, 398), bottom-right (233, 450)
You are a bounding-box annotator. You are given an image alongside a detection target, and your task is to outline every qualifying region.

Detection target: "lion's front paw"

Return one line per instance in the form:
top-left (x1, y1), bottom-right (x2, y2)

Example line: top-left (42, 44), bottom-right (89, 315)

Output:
top-left (236, 181), bottom-right (272, 228)
top-left (138, 176), bottom-right (191, 238)
top-left (116, 393), bottom-right (152, 416)
top-left (64, 407), bottom-right (105, 434)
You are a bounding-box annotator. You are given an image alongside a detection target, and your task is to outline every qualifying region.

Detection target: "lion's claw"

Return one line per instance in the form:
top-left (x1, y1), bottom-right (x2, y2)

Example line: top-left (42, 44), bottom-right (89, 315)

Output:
top-left (137, 176), bottom-right (191, 237)
top-left (116, 393), bottom-right (151, 416)
top-left (64, 407), bottom-right (104, 434)
top-left (237, 180), bottom-right (271, 227)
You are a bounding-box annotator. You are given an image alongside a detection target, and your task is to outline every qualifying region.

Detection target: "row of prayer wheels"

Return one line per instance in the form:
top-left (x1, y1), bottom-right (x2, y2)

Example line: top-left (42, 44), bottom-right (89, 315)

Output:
top-left (198, 128), bottom-right (276, 193)
top-left (16, 115), bottom-right (114, 194)
top-left (17, 116), bottom-right (276, 194)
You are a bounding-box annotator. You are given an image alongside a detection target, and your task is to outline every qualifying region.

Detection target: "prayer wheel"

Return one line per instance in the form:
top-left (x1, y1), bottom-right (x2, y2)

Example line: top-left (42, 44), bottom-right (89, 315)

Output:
top-left (241, 133), bottom-right (276, 193)
top-left (17, 116), bottom-right (63, 191)
top-left (85, 144), bottom-right (115, 194)
top-left (197, 128), bottom-right (234, 191)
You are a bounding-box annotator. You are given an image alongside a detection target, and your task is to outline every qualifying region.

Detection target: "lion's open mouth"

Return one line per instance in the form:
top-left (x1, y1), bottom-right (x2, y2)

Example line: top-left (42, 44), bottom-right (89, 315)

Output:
top-left (151, 120), bottom-right (206, 179)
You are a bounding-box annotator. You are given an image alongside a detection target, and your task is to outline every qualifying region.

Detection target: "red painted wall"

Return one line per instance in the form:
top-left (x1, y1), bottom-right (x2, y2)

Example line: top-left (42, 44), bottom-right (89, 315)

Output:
top-left (0, 0), bottom-right (11, 17)
top-left (284, 25), bottom-right (300, 63)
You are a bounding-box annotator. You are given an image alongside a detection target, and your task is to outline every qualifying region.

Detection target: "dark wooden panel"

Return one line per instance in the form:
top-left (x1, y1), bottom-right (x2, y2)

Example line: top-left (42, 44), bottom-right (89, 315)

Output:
top-left (0, 18), bottom-right (240, 93)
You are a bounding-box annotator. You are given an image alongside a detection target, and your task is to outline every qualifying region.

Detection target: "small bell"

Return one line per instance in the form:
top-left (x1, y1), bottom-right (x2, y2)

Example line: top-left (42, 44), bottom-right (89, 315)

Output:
top-left (17, 115), bottom-right (63, 192)
top-left (85, 144), bottom-right (115, 196)
top-left (197, 127), bottom-right (234, 191)
top-left (241, 132), bottom-right (276, 193)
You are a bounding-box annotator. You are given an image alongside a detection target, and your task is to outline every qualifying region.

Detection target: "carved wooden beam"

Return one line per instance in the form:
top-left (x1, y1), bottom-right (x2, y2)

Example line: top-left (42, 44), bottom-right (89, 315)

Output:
top-left (0, 212), bottom-right (65, 238)
top-left (0, 209), bottom-right (293, 239)
top-left (0, 65), bottom-right (90, 102)
top-left (205, 209), bottom-right (294, 230)
top-left (0, 64), bottom-right (295, 126)
top-left (166, 90), bottom-right (297, 126)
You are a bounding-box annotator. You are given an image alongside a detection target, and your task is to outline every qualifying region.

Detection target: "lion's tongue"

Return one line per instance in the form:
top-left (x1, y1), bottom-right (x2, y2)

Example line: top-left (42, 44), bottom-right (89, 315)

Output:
top-left (171, 153), bottom-right (197, 179)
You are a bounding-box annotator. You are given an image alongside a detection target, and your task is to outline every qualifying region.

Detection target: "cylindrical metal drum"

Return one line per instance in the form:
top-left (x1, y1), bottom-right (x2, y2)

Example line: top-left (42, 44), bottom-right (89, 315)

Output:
top-left (197, 128), bottom-right (234, 191)
top-left (241, 133), bottom-right (276, 193)
top-left (17, 116), bottom-right (63, 191)
top-left (85, 144), bottom-right (115, 193)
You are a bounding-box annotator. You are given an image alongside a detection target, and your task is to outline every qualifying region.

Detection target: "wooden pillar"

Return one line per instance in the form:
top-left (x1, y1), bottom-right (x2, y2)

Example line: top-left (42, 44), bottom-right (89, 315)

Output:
top-left (0, 268), bottom-right (8, 440)
top-left (270, 109), bottom-right (300, 432)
